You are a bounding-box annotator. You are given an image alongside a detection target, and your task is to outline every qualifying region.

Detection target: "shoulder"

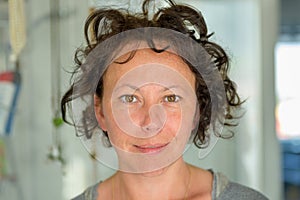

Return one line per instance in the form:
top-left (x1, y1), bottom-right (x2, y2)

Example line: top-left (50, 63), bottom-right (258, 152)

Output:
top-left (213, 172), bottom-right (269, 200)
top-left (71, 182), bottom-right (101, 200)
top-left (218, 181), bottom-right (269, 200)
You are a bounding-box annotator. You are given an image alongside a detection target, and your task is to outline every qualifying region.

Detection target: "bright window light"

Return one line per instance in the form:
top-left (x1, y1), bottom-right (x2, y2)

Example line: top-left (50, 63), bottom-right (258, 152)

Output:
top-left (275, 42), bottom-right (300, 139)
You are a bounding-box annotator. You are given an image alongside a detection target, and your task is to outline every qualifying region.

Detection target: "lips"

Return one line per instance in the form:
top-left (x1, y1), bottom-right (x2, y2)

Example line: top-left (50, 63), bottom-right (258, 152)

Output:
top-left (134, 143), bottom-right (169, 153)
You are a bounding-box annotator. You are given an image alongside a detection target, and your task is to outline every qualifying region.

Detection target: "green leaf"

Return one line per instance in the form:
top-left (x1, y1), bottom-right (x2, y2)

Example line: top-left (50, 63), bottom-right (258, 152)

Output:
top-left (52, 117), bottom-right (64, 128)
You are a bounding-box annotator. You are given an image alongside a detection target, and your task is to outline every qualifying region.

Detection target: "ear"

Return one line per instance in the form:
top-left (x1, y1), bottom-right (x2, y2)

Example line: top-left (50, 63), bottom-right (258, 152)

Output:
top-left (94, 94), bottom-right (107, 131)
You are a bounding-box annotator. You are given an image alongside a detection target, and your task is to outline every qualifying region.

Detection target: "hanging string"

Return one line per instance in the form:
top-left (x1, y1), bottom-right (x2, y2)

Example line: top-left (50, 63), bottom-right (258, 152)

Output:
top-left (47, 0), bottom-right (66, 169)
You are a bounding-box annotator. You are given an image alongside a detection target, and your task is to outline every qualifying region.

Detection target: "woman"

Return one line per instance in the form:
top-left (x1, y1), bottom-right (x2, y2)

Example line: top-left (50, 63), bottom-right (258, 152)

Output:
top-left (61, 0), bottom-right (268, 199)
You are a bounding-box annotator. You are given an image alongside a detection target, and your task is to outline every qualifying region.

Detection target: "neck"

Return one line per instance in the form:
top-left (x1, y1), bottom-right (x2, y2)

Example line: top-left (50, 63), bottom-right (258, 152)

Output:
top-left (113, 158), bottom-right (191, 200)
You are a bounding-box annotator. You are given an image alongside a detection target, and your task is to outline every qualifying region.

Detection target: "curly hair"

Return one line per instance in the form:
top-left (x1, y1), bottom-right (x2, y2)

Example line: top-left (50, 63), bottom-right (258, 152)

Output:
top-left (61, 0), bottom-right (243, 148)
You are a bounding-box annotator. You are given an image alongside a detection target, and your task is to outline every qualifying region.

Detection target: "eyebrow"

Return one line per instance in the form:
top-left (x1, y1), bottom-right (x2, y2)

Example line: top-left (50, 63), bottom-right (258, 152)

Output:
top-left (115, 84), bottom-right (183, 92)
top-left (163, 85), bottom-right (180, 91)
top-left (114, 84), bottom-right (140, 92)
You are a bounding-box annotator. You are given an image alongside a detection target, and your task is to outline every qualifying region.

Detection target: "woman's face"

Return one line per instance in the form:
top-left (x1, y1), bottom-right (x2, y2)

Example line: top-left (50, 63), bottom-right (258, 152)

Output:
top-left (95, 48), bottom-right (198, 172)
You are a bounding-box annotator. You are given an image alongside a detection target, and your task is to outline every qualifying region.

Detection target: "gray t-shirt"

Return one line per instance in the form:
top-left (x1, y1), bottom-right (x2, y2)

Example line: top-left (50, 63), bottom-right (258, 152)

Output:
top-left (72, 171), bottom-right (268, 200)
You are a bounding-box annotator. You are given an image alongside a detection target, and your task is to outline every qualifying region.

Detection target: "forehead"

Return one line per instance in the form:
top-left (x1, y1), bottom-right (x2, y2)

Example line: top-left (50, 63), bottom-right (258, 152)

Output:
top-left (104, 48), bottom-right (196, 86)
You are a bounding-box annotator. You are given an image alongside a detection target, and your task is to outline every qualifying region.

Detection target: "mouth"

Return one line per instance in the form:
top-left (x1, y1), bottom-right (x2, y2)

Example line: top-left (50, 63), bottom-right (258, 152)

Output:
top-left (133, 143), bottom-right (169, 154)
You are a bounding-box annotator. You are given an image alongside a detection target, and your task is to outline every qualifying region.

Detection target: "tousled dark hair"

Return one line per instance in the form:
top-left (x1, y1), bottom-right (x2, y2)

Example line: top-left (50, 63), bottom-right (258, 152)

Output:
top-left (61, 0), bottom-right (243, 148)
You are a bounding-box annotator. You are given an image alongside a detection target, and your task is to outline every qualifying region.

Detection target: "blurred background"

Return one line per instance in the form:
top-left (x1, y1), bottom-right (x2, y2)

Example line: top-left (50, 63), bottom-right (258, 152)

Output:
top-left (0, 0), bottom-right (299, 199)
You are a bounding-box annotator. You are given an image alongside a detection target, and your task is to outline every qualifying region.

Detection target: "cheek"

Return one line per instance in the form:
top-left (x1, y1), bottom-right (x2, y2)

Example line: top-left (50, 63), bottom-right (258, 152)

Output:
top-left (164, 111), bottom-right (182, 136)
top-left (164, 104), bottom-right (196, 139)
top-left (101, 106), bottom-right (127, 143)
top-left (106, 123), bottom-right (131, 148)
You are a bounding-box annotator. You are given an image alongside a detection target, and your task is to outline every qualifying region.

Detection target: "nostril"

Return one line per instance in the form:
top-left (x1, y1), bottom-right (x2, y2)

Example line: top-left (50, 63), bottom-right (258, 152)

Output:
top-left (142, 123), bottom-right (161, 133)
top-left (141, 104), bottom-right (166, 135)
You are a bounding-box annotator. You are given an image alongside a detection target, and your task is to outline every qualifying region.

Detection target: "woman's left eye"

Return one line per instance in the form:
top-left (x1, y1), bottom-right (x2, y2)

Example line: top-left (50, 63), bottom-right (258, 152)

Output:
top-left (163, 95), bottom-right (181, 103)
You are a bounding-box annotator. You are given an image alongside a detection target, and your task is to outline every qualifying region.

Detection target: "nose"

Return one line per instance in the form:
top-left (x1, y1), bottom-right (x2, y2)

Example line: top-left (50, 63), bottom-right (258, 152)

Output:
top-left (139, 104), bottom-right (166, 135)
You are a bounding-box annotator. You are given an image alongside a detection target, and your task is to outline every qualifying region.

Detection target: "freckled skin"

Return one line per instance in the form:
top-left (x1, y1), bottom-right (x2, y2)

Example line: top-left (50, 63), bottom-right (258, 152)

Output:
top-left (95, 49), bottom-right (196, 154)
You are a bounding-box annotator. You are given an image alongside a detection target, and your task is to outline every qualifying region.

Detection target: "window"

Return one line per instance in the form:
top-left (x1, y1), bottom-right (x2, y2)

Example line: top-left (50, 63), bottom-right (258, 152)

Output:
top-left (275, 42), bottom-right (300, 139)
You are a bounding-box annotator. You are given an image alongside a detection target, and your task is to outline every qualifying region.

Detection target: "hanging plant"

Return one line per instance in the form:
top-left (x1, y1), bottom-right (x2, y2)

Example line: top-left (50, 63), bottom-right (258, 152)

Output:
top-left (47, 114), bottom-right (66, 167)
top-left (52, 117), bottom-right (64, 128)
top-left (47, 0), bottom-right (66, 168)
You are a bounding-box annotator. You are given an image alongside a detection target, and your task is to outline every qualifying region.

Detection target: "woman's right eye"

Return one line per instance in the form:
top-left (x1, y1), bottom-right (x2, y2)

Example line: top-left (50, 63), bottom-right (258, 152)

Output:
top-left (119, 95), bottom-right (138, 104)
